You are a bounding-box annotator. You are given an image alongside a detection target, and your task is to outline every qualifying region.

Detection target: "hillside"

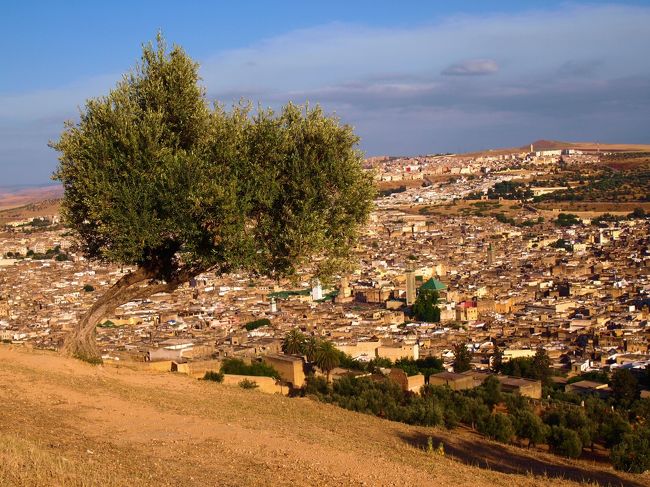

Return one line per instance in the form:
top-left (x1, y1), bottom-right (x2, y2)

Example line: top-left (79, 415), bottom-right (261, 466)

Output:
top-left (0, 348), bottom-right (646, 486)
top-left (0, 185), bottom-right (62, 211)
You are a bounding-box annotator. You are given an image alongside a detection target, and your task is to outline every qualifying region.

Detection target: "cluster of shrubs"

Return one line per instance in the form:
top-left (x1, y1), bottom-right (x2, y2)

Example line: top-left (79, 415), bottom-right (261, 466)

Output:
top-left (302, 368), bottom-right (650, 473)
top-left (5, 245), bottom-right (70, 261)
top-left (244, 318), bottom-right (271, 331)
top-left (202, 358), bottom-right (281, 390)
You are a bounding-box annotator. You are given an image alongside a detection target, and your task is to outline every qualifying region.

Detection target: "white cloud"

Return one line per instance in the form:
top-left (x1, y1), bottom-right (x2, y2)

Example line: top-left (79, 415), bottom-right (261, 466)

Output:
top-left (2, 3), bottom-right (650, 182)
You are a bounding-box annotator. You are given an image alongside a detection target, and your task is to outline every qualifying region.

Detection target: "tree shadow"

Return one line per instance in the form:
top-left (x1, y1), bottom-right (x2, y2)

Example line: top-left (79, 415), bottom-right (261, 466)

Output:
top-left (398, 430), bottom-right (644, 487)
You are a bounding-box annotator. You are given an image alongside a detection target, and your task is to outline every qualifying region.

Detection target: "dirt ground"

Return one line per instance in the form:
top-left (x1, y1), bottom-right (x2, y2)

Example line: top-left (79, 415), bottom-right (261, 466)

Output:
top-left (0, 347), bottom-right (647, 486)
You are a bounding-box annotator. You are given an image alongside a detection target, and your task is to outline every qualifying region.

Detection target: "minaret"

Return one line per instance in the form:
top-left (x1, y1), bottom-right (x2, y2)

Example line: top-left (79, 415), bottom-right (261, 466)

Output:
top-left (270, 297), bottom-right (277, 313)
top-left (487, 243), bottom-right (494, 266)
top-left (339, 277), bottom-right (350, 298)
top-left (311, 278), bottom-right (323, 301)
top-left (406, 267), bottom-right (416, 305)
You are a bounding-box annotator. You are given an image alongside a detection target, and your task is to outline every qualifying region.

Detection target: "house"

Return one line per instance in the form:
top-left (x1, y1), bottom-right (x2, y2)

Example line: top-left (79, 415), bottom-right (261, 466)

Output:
top-left (496, 376), bottom-right (542, 399)
top-left (388, 368), bottom-right (425, 393)
top-left (565, 380), bottom-right (611, 399)
top-left (428, 371), bottom-right (475, 391)
top-left (262, 354), bottom-right (305, 388)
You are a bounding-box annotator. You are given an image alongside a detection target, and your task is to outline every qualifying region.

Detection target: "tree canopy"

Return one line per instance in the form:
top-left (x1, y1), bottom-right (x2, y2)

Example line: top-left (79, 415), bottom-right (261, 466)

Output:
top-left (412, 289), bottom-right (440, 322)
top-left (50, 35), bottom-right (374, 362)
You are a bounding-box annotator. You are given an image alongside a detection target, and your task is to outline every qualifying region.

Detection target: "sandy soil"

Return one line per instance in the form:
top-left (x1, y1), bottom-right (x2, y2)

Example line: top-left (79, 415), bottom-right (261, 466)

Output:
top-left (0, 347), bottom-right (647, 486)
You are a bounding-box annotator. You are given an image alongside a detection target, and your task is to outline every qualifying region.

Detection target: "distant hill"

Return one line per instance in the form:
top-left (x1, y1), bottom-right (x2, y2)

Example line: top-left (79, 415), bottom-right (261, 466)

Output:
top-left (524, 140), bottom-right (650, 153)
top-left (0, 184), bottom-right (62, 211)
top-left (368, 140), bottom-right (650, 162)
top-left (0, 347), bottom-right (645, 486)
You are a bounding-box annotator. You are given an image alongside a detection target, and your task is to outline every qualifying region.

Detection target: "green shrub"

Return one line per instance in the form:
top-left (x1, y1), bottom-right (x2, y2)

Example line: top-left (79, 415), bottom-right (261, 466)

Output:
top-left (244, 318), bottom-right (271, 331)
top-left (548, 426), bottom-right (583, 458)
top-left (239, 379), bottom-right (259, 390)
top-left (203, 371), bottom-right (224, 383)
top-left (220, 358), bottom-right (280, 379)
top-left (611, 428), bottom-right (650, 473)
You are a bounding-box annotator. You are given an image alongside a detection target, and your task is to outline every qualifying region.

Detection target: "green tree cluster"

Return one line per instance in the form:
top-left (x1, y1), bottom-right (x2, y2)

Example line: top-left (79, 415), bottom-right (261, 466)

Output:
top-left (220, 358), bottom-right (280, 379)
top-left (244, 318), bottom-right (271, 331)
top-left (412, 289), bottom-right (440, 322)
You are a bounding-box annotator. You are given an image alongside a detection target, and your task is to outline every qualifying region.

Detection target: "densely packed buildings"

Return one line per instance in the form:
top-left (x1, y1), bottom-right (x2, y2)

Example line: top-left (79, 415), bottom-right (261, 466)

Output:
top-left (1, 149), bottom-right (649, 386)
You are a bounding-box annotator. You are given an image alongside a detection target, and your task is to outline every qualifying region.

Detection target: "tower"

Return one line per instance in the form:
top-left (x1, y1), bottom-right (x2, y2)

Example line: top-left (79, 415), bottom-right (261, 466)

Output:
top-left (311, 279), bottom-right (323, 301)
top-left (339, 277), bottom-right (350, 298)
top-left (270, 297), bottom-right (277, 313)
top-left (487, 243), bottom-right (494, 266)
top-left (406, 267), bottom-right (416, 305)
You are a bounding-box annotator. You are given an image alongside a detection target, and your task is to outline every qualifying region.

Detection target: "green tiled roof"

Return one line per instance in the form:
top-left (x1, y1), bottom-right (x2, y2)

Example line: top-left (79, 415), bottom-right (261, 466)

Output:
top-left (419, 278), bottom-right (447, 291)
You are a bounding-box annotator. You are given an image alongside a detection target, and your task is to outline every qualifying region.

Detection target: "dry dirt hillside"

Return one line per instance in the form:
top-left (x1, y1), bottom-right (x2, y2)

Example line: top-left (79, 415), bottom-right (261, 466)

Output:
top-left (0, 347), bottom-right (646, 487)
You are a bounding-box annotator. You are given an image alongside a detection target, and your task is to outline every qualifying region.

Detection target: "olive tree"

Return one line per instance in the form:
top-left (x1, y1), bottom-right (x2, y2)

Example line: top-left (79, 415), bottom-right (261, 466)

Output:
top-left (51, 35), bottom-right (374, 362)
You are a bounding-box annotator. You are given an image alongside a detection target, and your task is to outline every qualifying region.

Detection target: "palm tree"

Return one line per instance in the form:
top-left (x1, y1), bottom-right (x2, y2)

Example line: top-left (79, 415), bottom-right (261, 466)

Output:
top-left (303, 336), bottom-right (320, 363)
top-left (315, 340), bottom-right (340, 382)
top-left (282, 329), bottom-right (305, 356)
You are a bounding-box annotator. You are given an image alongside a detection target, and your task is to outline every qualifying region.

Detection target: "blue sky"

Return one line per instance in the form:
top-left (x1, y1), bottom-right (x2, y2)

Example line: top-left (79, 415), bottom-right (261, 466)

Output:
top-left (2, 1), bottom-right (650, 184)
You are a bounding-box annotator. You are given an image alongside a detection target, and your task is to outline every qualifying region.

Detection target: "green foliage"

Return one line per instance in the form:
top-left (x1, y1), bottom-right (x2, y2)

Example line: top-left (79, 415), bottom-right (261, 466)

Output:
top-left (550, 238), bottom-right (573, 251)
top-left (303, 336), bottom-right (320, 363)
top-left (531, 347), bottom-right (552, 385)
top-left (314, 340), bottom-right (340, 378)
top-left (486, 181), bottom-right (532, 200)
top-left (244, 318), bottom-right (271, 331)
top-left (394, 356), bottom-right (443, 378)
top-left (333, 348), bottom-right (366, 371)
top-left (477, 375), bottom-right (502, 411)
top-left (303, 375), bottom-right (331, 397)
top-left (220, 358), bottom-right (280, 379)
top-left (554, 213), bottom-right (581, 227)
top-left (82, 284), bottom-right (95, 292)
top-left (548, 426), bottom-right (583, 458)
top-left (282, 329), bottom-right (306, 355)
top-left (51, 34), bottom-right (374, 286)
top-left (611, 428), bottom-right (650, 473)
top-left (611, 368), bottom-right (639, 408)
top-left (412, 289), bottom-right (440, 323)
top-left (491, 346), bottom-right (503, 373)
top-left (478, 413), bottom-right (514, 443)
top-left (238, 379), bottom-right (259, 390)
top-left (378, 185), bottom-right (407, 197)
top-left (513, 410), bottom-right (550, 446)
top-left (368, 357), bottom-right (393, 371)
top-left (452, 343), bottom-right (472, 373)
top-left (72, 352), bottom-right (103, 365)
top-left (203, 371), bottom-right (224, 382)
top-left (500, 357), bottom-right (534, 378)
top-left (499, 348), bottom-right (551, 385)
top-left (630, 207), bottom-right (647, 219)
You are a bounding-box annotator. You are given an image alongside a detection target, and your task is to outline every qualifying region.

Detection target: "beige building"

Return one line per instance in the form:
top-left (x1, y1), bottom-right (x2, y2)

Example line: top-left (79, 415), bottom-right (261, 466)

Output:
top-left (388, 368), bottom-right (425, 393)
top-left (262, 354), bottom-right (305, 388)
top-left (428, 371), bottom-right (475, 391)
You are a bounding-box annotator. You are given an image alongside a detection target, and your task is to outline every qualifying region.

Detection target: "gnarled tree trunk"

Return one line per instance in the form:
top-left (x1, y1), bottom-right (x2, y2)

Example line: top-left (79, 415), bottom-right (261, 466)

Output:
top-left (63, 265), bottom-right (201, 363)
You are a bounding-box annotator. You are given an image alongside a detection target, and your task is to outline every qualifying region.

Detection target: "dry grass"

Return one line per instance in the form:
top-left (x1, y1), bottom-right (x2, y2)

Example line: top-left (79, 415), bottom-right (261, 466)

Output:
top-left (0, 346), bottom-right (647, 486)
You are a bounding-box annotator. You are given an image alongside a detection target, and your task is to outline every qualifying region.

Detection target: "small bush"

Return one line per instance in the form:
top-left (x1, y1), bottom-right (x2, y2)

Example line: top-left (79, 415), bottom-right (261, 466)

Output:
top-left (239, 379), bottom-right (259, 390)
top-left (548, 426), bottom-right (583, 458)
top-left (203, 371), bottom-right (224, 383)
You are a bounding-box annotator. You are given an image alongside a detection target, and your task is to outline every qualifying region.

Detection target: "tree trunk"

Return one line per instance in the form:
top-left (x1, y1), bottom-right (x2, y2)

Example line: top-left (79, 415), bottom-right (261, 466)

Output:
top-left (62, 265), bottom-right (201, 363)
